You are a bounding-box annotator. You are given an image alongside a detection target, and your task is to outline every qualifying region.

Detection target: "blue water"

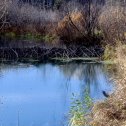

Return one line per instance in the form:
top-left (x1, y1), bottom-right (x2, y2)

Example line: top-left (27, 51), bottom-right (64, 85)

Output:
top-left (0, 63), bottom-right (113, 126)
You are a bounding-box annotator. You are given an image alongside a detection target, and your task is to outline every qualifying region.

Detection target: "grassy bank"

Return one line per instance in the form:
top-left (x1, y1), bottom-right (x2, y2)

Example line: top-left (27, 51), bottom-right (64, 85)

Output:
top-left (90, 42), bottom-right (126, 126)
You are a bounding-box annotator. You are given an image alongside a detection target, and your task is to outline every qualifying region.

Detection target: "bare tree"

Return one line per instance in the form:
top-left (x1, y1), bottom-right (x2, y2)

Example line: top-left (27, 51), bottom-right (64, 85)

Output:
top-left (0, 0), bottom-right (11, 30)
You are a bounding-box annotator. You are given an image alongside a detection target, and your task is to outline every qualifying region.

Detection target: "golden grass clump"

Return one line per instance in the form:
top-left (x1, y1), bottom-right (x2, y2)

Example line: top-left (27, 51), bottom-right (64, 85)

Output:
top-left (56, 11), bottom-right (85, 40)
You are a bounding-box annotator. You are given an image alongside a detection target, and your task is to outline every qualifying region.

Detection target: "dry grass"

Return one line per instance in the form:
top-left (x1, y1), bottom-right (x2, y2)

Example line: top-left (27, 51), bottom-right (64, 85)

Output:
top-left (91, 42), bottom-right (126, 126)
top-left (56, 11), bottom-right (85, 40)
top-left (99, 5), bottom-right (126, 44)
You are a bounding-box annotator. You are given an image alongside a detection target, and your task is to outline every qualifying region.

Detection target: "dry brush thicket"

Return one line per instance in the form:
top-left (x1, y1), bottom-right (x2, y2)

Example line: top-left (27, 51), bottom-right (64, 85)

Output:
top-left (0, 0), bottom-right (60, 35)
top-left (0, 1), bottom-right (102, 40)
top-left (0, 0), bottom-right (126, 45)
top-left (99, 5), bottom-right (126, 44)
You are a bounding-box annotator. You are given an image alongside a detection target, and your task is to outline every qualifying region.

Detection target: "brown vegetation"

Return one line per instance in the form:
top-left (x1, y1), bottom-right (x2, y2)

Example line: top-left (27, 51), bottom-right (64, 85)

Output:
top-left (0, 1), bottom-right (102, 45)
top-left (0, 1), bottom-right (59, 35)
top-left (91, 42), bottom-right (126, 126)
top-left (0, 1), bottom-right (126, 47)
top-left (56, 11), bottom-right (85, 40)
top-left (99, 5), bottom-right (126, 44)
top-left (88, 4), bottom-right (126, 125)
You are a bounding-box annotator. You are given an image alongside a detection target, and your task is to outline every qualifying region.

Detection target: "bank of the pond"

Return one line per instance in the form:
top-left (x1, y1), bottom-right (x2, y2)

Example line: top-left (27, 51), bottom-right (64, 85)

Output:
top-left (90, 44), bottom-right (126, 126)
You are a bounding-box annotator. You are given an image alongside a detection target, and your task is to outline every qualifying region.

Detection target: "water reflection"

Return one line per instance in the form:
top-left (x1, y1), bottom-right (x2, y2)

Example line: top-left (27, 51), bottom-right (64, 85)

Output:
top-left (59, 64), bottom-right (113, 100)
top-left (0, 63), bottom-right (113, 126)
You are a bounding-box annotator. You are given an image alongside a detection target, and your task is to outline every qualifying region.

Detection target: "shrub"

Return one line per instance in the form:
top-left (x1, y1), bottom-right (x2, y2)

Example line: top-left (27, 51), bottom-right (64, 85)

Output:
top-left (56, 0), bottom-right (102, 44)
top-left (99, 5), bottom-right (126, 44)
top-left (56, 11), bottom-right (85, 41)
top-left (2, 2), bottom-right (60, 35)
top-left (0, 0), bottom-right (11, 30)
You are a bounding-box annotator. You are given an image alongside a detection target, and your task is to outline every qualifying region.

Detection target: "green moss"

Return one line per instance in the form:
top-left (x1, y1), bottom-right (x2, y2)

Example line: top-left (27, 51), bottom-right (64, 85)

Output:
top-left (5, 32), bottom-right (16, 39)
top-left (18, 33), bottom-right (56, 42)
top-left (2, 31), bottom-right (57, 43)
top-left (94, 29), bottom-right (103, 37)
top-left (19, 33), bottom-right (43, 41)
top-left (103, 45), bottom-right (116, 60)
top-left (43, 34), bottom-right (56, 42)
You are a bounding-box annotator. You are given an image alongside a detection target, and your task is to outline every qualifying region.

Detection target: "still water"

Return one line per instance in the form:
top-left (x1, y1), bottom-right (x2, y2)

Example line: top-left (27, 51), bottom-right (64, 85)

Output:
top-left (0, 63), bottom-right (113, 126)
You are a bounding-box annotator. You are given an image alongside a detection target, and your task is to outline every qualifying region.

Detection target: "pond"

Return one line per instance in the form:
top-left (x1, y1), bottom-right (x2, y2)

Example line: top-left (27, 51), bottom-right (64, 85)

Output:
top-left (0, 63), bottom-right (113, 126)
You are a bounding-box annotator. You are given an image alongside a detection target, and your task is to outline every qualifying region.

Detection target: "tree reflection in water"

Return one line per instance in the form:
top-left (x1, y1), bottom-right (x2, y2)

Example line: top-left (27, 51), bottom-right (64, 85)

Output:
top-left (58, 63), bottom-right (113, 101)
